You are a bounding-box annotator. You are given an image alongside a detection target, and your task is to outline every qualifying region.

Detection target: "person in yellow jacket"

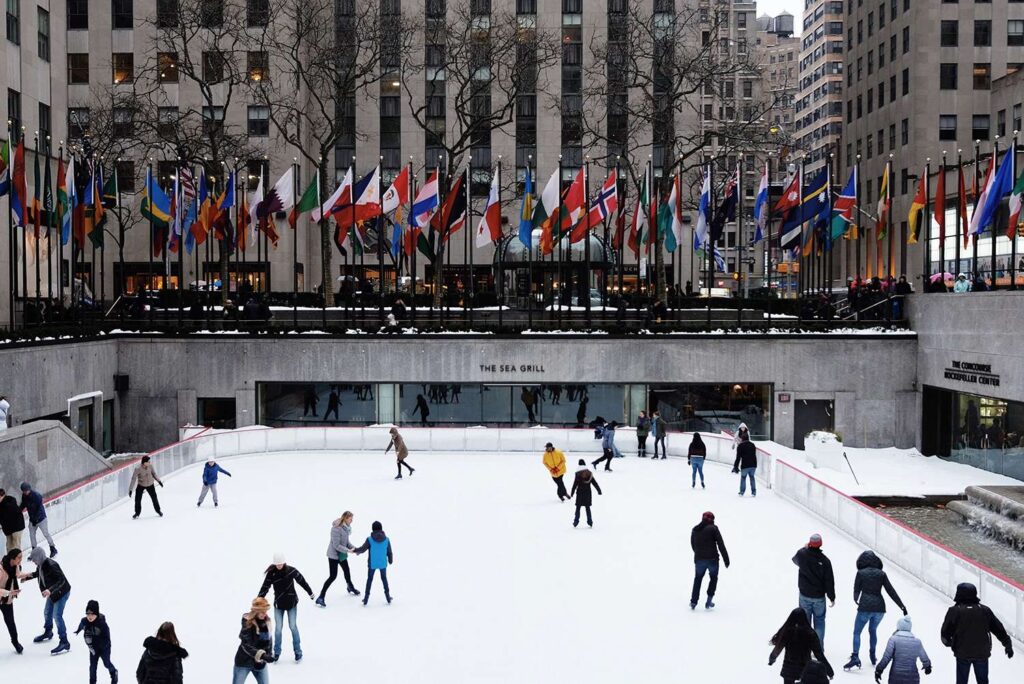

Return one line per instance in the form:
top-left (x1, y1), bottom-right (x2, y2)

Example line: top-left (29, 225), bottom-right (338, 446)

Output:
top-left (542, 442), bottom-right (569, 502)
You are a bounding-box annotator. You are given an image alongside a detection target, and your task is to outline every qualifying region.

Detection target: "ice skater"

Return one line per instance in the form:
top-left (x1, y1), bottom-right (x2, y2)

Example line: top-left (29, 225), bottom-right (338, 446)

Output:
top-left (24, 544), bottom-right (72, 655)
top-left (257, 553), bottom-right (314, 662)
top-left (690, 511), bottom-right (729, 609)
top-left (940, 582), bottom-right (1014, 684)
top-left (591, 421), bottom-right (618, 472)
top-left (793, 534), bottom-right (835, 647)
top-left (74, 599), bottom-right (117, 684)
top-left (414, 394), bottom-right (430, 426)
top-left (570, 459), bottom-right (602, 528)
top-left (0, 548), bottom-right (23, 653)
top-left (353, 521), bottom-right (393, 605)
top-left (0, 487), bottom-right (26, 552)
top-left (635, 411), bottom-right (650, 457)
top-left (687, 433), bottom-right (707, 488)
top-left (19, 482), bottom-right (57, 556)
top-left (732, 432), bottom-right (757, 496)
top-left (197, 459), bottom-right (232, 507)
top-left (768, 607), bottom-right (834, 684)
top-left (316, 511), bottom-right (360, 606)
top-left (136, 622), bottom-right (188, 684)
top-left (542, 442), bottom-right (569, 502)
top-left (325, 389), bottom-right (341, 421)
top-left (875, 616), bottom-right (931, 683)
top-left (233, 597), bottom-right (275, 682)
top-left (386, 427), bottom-right (415, 479)
top-left (845, 550), bottom-right (907, 671)
top-left (651, 410), bottom-right (667, 459)
top-left (129, 456), bottom-right (164, 519)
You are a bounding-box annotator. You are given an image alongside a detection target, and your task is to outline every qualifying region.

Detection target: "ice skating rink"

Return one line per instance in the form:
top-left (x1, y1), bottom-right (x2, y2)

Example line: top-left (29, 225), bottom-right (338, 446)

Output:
top-left (3, 450), bottom-right (1022, 682)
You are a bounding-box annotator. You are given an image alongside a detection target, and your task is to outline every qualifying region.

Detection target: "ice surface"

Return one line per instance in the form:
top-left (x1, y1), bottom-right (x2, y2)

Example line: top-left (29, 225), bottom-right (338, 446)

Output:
top-left (2, 450), bottom-right (1021, 682)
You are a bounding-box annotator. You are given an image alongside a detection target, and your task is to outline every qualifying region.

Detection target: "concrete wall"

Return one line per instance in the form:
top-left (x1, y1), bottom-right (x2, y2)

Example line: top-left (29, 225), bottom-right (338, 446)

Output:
top-left (0, 421), bottom-right (112, 496)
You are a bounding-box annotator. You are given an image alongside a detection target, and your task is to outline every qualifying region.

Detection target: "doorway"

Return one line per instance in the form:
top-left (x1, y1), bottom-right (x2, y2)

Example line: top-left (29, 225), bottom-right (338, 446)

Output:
top-left (793, 399), bottom-right (834, 450)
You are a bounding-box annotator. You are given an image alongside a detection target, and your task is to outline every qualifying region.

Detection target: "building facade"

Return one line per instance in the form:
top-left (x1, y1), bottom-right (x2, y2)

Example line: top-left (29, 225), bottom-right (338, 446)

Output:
top-left (795, 0), bottom-right (844, 176)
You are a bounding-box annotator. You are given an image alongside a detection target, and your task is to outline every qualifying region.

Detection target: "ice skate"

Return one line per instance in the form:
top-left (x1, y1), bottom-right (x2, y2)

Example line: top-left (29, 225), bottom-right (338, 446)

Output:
top-left (843, 654), bottom-right (862, 671)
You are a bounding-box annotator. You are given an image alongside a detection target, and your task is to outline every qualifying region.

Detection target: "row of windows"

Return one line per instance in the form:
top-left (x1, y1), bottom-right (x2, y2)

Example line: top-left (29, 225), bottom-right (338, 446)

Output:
top-left (5, 1), bottom-right (47, 60)
top-left (64, 0), bottom-right (271, 31)
top-left (66, 51), bottom-right (268, 85)
top-left (5, 88), bottom-right (50, 138)
top-left (940, 20), bottom-right (1024, 47)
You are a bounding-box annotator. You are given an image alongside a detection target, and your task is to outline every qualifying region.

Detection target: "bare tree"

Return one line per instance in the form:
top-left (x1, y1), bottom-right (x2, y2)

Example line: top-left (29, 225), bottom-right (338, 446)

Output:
top-left (401, 0), bottom-right (560, 306)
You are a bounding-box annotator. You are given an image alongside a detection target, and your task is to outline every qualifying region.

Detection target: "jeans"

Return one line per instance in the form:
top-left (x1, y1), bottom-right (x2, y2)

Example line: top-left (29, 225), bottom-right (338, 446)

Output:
top-left (955, 658), bottom-right (989, 684)
top-left (232, 666), bottom-right (269, 684)
top-left (89, 647), bottom-right (117, 683)
top-left (574, 505), bottom-right (593, 527)
top-left (319, 558), bottom-right (355, 598)
top-left (593, 449), bottom-right (615, 470)
top-left (134, 485), bottom-right (162, 516)
top-left (552, 476), bottom-right (568, 501)
top-left (690, 559), bottom-right (720, 605)
top-left (852, 611), bottom-right (884, 658)
top-left (799, 594), bottom-right (827, 646)
top-left (29, 519), bottom-right (54, 549)
top-left (273, 606), bottom-right (300, 659)
top-left (654, 435), bottom-right (667, 458)
top-left (691, 457), bottom-right (705, 486)
top-left (43, 591), bottom-right (70, 641)
top-left (364, 568), bottom-right (391, 602)
top-left (197, 483), bottom-right (218, 505)
top-left (739, 467), bottom-right (757, 495)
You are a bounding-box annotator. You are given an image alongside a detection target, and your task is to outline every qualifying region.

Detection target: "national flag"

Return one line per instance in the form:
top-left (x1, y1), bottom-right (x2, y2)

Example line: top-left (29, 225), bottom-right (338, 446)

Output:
top-left (710, 166), bottom-right (738, 243)
top-left (141, 166), bottom-right (171, 255)
top-left (86, 164), bottom-right (106, 249)
top-left (533, 168), bottom-right (561, 254)
top-left (237, 186), bottom-right (251, 253)
top-left (382, 166), bottom-right (410, 215)
top-left (585, 169), bottom-right (618, 233)
top-left (42, 150), bottom-right (54, 230)
top-left (958, 165), bottom-right (969, 249)
top-left (411, 170), bottom-right (439, 228)
top-left (780, 169), bottom-right (828, 251)
top-left (658, 173), bottom-right (684, 253)
top-left (333, 167), bottom-right (379, 246)
top-left (190, 169), bottom-right (212, 246)
top-left (518, 166), bottom-right (534, 249)
top-left (752, 163), bottom-right (769, 244)
top-left (0, 136), bottom-right (9, 197)
top-left (313, 169), bottom-right (350, 222)
top-left (693, 168), bottom-right (711, 250)
top-left (934, 164), bottom-right (946, 244)
top-left (168, 167), bottom-right (181, 253)
top-left (256, 167), bottom-right (294, 246)
top-left (972, 148), bottom-right (1014, 236)
top-left (830, 166), bottom-right (857, 241)
top-left (31, 144), bottom-right (42, 237)
top-left (211, 171), bottom-right (235, 244)
top-left (968, 155), bottom-right (996, 236)
top-left (475, 168), bottom-right (502, 248)
top-left (629, 166), bottom-right (651, 255)
top-left (612, 206), bottom-right (626, 251)
top-left (289, 172), bottom-right (320, 229)
top-left (562, 167), bottom-right (587, 242)
top-left (1007, 169), bottom-right (1024, 239)
top-left (11, 139), bottom-right (27, 227)
top-left (434, 171), bottom-right (467, 242)
top-left (248, 174), bottom-right (263, 247)
top-left (876, 163), bottom-right (891, 240)
top-left (773, 172), bottom-right (800, 219)
top-left (907, 167), bottom-right (927, 244)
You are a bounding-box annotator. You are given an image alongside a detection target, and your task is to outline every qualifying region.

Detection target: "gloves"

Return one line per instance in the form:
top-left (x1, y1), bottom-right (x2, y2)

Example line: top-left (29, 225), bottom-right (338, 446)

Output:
top-left (874, 670), bottom-right (882, 683)
top-left (1006, 646), bottom-right (1014, 659)
top-left (687, 457), bottom-right (692, 465)
top-left (724, 560), bottom-right (730, 569)
top-left (128, 490), bottom-right (134, 497)
top-left (923, 665), bottom-right (932, 675)
top-left (768, 657), bottom-right (776, 667)
top-left (902, 607), bottom-right (908, 616)
top-left (158, 481), bottom-right (164, 488)
top-left (264, 653), bottom-right (277, 663)
top-left (731, 467), bottom-right (739, 474)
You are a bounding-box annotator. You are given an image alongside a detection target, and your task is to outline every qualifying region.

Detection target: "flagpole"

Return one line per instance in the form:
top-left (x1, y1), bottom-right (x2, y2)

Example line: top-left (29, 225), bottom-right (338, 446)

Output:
top-left (465, 160), bottom-right (472, 329)
top-left (45, 137), bottom-right (52, 306)
top-left (885, 158), bottom-right (893, 324)
top-left (1012, 132), bottom-right (1019, 291)
top-left (706, 162), bottom-right (714, 328)
top-left (316, 159), bottom-right (325, 328)
top-left (973, 141), bottom-right (980, 282)
top-left (954, 150), bottom-right (962, 281)
top-left (939, 153), bottom-right (947, 284)
top-left (5, 123), bottom-right (13, 329)
top-left (177, 160), bottom-right (185, 329)
top-left (235, 159), bottom-right (243, 301)
top-left (377, 157), bottom-right (386, 328)
top-left (33, 134), bottom-right (41, 318)
top-left (615, 156), bottom-right (623, 321)
top-left (923, 159), bottom-right (931, 289)
top-left (828, 151), bottom-right (836, 305)
top-left (992, 138), bottom-right (1000, 289)
top-left (496, 156), bottom-right (503, 330)
top-left (262, 157), bottom-right (270, 295)
top-left (409, 157), bottom-right (417, 328)
top-left (736, 163), bottom-right (744, 327)
top-left (556, 154), bottom-right (563, 329)
top-left (99, 160), bottom-right (106, 312)
top-left (584, 156), bottom-right (592, 328)
top-left (527, 156), bottom-right (534, 330)
top-left (293, 157), bottom-right (299, 329)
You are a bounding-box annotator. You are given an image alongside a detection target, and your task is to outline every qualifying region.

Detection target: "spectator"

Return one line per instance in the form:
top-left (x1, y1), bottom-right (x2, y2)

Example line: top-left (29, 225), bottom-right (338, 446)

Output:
top-left (0, 395), bottom-right (10, 431)
top-left (953, 274), bottom-right (971, 293)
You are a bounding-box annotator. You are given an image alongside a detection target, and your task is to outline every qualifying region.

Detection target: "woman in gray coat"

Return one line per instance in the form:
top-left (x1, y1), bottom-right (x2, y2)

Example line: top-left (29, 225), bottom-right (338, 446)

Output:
top-left (315, 512), bottom-right (359, 606)
top-left (874, 616), bottom-right (931, 683)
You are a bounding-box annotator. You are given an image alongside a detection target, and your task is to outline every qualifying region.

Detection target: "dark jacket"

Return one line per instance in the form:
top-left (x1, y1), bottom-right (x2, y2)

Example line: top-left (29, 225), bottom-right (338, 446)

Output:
top-left (75, 614), bottom-right (112, 653)
top-left (0, 494), bottom-right (26, 534)
top-left (136, 636), bottom-right (188, 684)
top-left (26, 546), bottom-right (71, 602)
top-left (733, 440), bottom-right (757, 470)
top-left (690, 520), bottom-right (730, 565)
top-left (798, 658), bottom-right (834, 684)
top-left (636, 417), bottom-right (651, 438)
top-left (792, 546), bottom-right (835, 601)
top-left (234, 615), bottom-right (273, 670)
top-left (940, 583), bottom-right (1012, 660)
top-left (687, 437), bottom-right (707, 458)
top-left (19, 488), bottom-right (46, 524)
top-left (258, 565), bottom-right (313, 611)
top-left (570, 468), bottom-right (602, 507)
top-left (853, 550), bottom-right (905, 614)
top-left (770, 630), bottom-right (833, 680)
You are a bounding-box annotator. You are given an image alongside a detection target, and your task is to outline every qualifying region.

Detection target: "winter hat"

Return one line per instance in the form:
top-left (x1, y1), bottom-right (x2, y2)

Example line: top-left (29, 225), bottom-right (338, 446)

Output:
top-left (273, 552), bottom-right (286, 565)
top-left (142, 456), bottom-right (151, 463)
top-left (19, 482), bottom-right (31, 492)
top-left (808, 533), bottom-right (823, 548)
top-left (702, 511), bottom-right (715, 523)
top-left (250, 597), bottom-right (271, 612)
top-left (86, 600), bottom-right (100, 615)
top-left (29, 545), bottom-right (46, 565)
top-left (577, 459), bottom-right (587, 467)
top-left (371, 521), bottom-right (383, 532)
top-left (545, 442), bottom-right (554, 449)
top-left (896, 616), bottom-right (912, 632)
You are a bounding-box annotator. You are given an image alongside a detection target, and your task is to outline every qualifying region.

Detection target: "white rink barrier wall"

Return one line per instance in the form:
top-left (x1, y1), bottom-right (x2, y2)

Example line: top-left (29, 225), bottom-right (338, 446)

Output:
top-left (774, 459), bottom-right (1024, 644)
top-left (38, 426), bottom-right (771, 541)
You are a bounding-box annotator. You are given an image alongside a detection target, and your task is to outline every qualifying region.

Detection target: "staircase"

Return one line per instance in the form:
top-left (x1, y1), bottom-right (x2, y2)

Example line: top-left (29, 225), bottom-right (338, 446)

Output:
top-left (947, 486), bottom-right (1024, 551)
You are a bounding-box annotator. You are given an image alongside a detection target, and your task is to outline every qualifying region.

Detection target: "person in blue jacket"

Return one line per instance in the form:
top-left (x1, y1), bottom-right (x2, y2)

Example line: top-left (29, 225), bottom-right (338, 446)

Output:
top-left (353, 521), bottom-right (393, 606)
top-left (19, 483), bottom-right (56, 557)
top-left (74, 599), bottom-right (117, 684)
top-left (591, 421), bottom-right (618, 472)
top-left (196, 460), bottom-right (232, 508)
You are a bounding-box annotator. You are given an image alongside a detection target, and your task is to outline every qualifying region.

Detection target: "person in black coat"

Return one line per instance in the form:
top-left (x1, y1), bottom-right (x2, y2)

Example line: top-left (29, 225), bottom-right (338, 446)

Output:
top-left (136, 621), bottom-right (188, 684)
top-left (769, 607), bottom-right (834, 684)
top-left (569, 460), bottom-right (602, 528)
top-left (732, 434), bottom-right (758, 496)
top-left (74, 599), bottom-right (117, 684)
top-left (690, 511), bottom-right (730, 610)
top-left (687, 433), bottom-right (708, 488)
top-left (940, 582), bottom-right (1014, 684)
top-left (793, 534), bottom-right (836, 647)
top-left (257, 553), bottom-right (314, 662)
top-left (0, 487), bottom-right (26, 552)
top-left (24, 544), bottom-right (72, 654)
top-left (846, 550), bottom-right (907, 670)
top-left (233, 597), bottom-right (275, 681)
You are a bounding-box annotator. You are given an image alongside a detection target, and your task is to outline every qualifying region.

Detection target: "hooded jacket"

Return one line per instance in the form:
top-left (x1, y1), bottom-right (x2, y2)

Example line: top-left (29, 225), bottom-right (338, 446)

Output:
top-left (354, 529), bottom-right (394, 570)
top-left (770, 627), bottom-right (833, 680)
top-left (258, 564), bottom-right (314, 610)
top-left (326, 522), bottom-right (355, 560)
top-left (940, 582), bottom-right (1013, 660)
top-left (600, 424), bottom-right (617, 450)
top-left (234, 615), bottom-right (273, 670)
top-left (687, 435), bottom-right (707, 458)
top-left (570, 468), bottom-right (602, 506)
top-left (386, 431), bottom-right (409, 459)
top-left (25, 545), bottom-right (70, 602)
top-left (691, 520), bottom-right (730, 565)
top-left (876, 618), bottom-right (931, 684)
top-left (853, 550), bottom-right (906, 614)
top-left (792, 546), bottom-right (835, 601)
top-left (543, 448), bottom-right (567, 478)
top-left (19, 486), bottom-right (46, 524)
top-left (0, 493), bottom-right (26, 534)
top-left (202, 462), bottom-right (231, 485)
top-left (136, 636), bottom-right (188, 684)
top-left (75, 613), bottom-right (112, 653)
top-left (635, 416), bottom-right (651, 438)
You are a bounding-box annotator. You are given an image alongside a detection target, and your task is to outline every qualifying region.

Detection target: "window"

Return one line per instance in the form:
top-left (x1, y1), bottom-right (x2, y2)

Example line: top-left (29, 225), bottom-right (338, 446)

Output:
top-left (202, 105), bottom-right (225, 135)
top-left (972, 114), bottom-right (990, 140)
top-left (36, 7), bottom-right (48, 61)
top-left (902, 26), bottom-right (910, 53)
top-left (940, 20), bottom-right (958, 46)
top-left (112, 53), bottom-right (134, 84)
top-left (247, 105), bottom-right (269, 136)
top-left (156, 0), bottom-right (176, 28)
top-left (1009, 20), bottom-right (1024, 46)
top-left (112, 0), bottom-right (132, 29)
top-left (68, 107), bottom-right (89, 139)
top-left (901, 68), bottom-right (909, 95)
top-left (973, 63), bottom-right (990, 89)
top-left (742, 80), bottom-right (752, 98)
top-left (158, 52), bottom-right (178, 82)
top-left (890, 75), bottom-right (896, 101)
top-left (1014, 104), bottom-right (1023, 133)
top-left (889, 124), bottom-right (896, 150)
top-left (901, 118), bottom-right (908, 145)
top-left (940, 63), bottom-right (958, 89)
top-left (200, 0), bottom-right (223, 27)
top-left (246, 0), bottom-right (268, 26)
top-left (112, 107), bottom-right (134, 138)
top-left (116, 161), bottom-right (136, 193)
top-left (867, 133), bottom-right (874, 158)
top-left (202, 51), bottom-right (224, 83)
top-left (38, 102), bottom-right (50, 136)
top-left (737, 12), bottom-right (746, 28)
top-left (939, 115), bottom-right (957, 140)
top-left (247, 51), bottom-right (268, 82)
top-left (67, 0), bottom-right (88, 30)
top-left (6, 0), bottom-right (19, 45)
top-left (974, 20), bottom-right (991, 46)
top-left (997, 109), bottom-right (1006, 137)
top-left (157, 106), bottom-right (177, 138)
top-left (68, 53), bottom-right (89, 84)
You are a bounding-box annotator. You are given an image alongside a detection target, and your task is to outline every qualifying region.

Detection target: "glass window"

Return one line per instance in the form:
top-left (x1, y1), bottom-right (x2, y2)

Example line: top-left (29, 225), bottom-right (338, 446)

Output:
top-left (68, 107), bottom-right (90, 139)
top-left (940, 63), bottom-right (958, 89)
top-left (939, 114), bottom-right (957, 140)
top-left (112, 52), bottom-right (134, 84)
top-left (38, 102), bottom-right (50, 136)
top-left (158, 52), bottom-right (178, 82)
top-left (116, 160), bottom-right (136, 193)
top-left (974, 20), bottom-right (991, 46)
top-left (67, 0), bottom-right (88, 30)
top-left (157, 106), bottom-right (178, 138)
top-left (972, 114), bottom-right (990, 140)
top-left (973, 63), bottom-right (991, 89)
top-left (36, 7), bottom-right (47, 60)
top-left (1009, 20), bottom-right (1024, 46)
top-left (6, 0), bottom-right (19, 45)
top-left (246, 0), bottom-right (268, 27)
top-left (112, 106), bottom-right (134, 138)
top-left (68, 53), bottom-right (90, 84)
top-left (247, 51), bottom-right (268, 82)
top-left (258, 383), bottom-right (377, 426)
top-left (156, 0), bottom-right (177, 28)
top-left (202, 51), bottom-right (224, 83)
top-left (940, 20), bottom-right (958, 46)
top-left (247, 105), bottom-right (269, 136)
top-left (112, 0), bottom-right (132, 29)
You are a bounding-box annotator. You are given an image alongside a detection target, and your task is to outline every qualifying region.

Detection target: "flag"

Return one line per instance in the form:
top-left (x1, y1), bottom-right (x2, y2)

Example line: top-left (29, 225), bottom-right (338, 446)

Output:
top-left (968, 155), bottom-right (996, 236)
top-left (830, 166), bottom-right (857, 241)
top-left (612, 206), bottom-right (626, 250)
top-left (141, 165), bottom-right (171, 257)
top-left (972, 148), bottom-right (1014, 236)
top-left (752, 162), bottom-right (769, 244)
top-left (710, 166), bottom-right (738, 243)
top-left (11, 139), bottom-right (27, 227)
top-left (693, 168), bottom-right (711, 250)
top-left (289, 172), bottom-right (319, 229)
top-left (31, 144), bottom-right (42, 237)
top-left (313, 169), bottom-right (350, 222)
top-left (237, 185), bottom-right (251, 253)
top-left (958, 165), bottom-right (969, 249)
top-left (1008, 168), bottom-right (1024, 239)
top-left (0, 136), bottom-right (9, 197)
top-left (411, 170), bottom-right (439, 228)
top-left (629, 166), bottom-right (650, 255)
top-left (518, 166), bottom-right (534, 249)
top-left (934, 164), bottom-right (946, 244)
top-left (533, 168), bottom-right (561, 254)
top-left (334, 166), bottom-right (381, 233)
top-left (658, 173), bottom-right (684, 253)
top-left (876, 163), bottom-right (891, 240)
top-left (87, 164), bottom-right (106, 248)
top-left (586, 169), bottom-right (618, 231)
top-left (42, 150), bottom-right (54, 230)
top-left (211, 171), bottom-right (235, 244)
top-left (256, 167), bottom-right (294, 246)
top-left (907, 167), bottom-right (927, 244)
top-left (774, 172), bottom-right (800, 218)
top-left (434, 172), bottom-right (467, 242)
top-left (247, 174), bottom-right (263, 249)
top-left (475, 168), bottom-right (501, 248)
top-left (562, 167), bottom-right (587, 242)
top-left (190, 169), bottom-right (213, 246)
top-left (382, 166), bottom-right (410, 215)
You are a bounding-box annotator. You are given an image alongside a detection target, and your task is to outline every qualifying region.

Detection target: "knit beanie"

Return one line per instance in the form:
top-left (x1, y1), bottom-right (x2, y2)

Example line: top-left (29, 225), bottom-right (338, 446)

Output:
top-left (86, 600), bottom-right (100, 615)
top-left (808, 533), bottom-right (823, 548)
top-left (273, 552), bottom-right (286, 565)
top-left (702, 511), bottom-right (715, 523)
top-left (578, 459), bottom-right (587, 467)
top-left (372, 521), bottom-right (383, 532)
top-left (896, 616), bottom-right (912, 632)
